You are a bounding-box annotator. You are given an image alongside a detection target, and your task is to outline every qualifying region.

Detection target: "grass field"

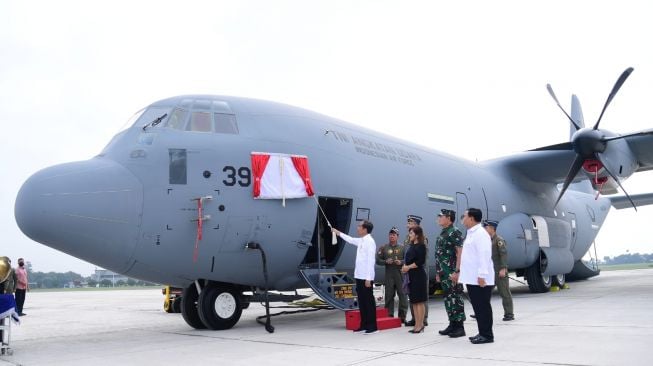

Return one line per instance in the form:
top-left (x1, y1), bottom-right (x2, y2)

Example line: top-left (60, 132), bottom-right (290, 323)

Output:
top-left (31, 285), bottom-right (161, 293)
top-left (598, 263), bottom-right (653, 271)
top-left (28, 264), bottom-right (653, 291)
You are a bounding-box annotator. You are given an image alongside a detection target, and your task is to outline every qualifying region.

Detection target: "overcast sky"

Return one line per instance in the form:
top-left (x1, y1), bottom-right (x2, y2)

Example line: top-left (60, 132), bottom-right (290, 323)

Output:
top-left (2, 1), bottom-right (652, 276)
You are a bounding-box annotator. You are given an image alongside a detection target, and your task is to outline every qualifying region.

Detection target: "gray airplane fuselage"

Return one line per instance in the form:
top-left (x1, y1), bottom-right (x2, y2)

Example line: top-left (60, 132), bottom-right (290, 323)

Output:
top-left (15, 95), bottom-right (610, 292)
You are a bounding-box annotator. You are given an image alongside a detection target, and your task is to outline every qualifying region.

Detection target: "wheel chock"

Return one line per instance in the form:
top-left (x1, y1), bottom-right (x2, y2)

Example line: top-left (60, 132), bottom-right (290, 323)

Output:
top-left (562, 284), bottom-right (570, 290)
top-left (434, 289), bottom-right (444, 295)
top-left (550, 286), bottom-right (560, 292)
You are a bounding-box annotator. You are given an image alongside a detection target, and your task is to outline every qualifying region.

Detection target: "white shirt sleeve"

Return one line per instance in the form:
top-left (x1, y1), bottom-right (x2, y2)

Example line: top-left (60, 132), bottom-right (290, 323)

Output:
top-left (339, 233), bottom-right (363, 246)
top-left (476, 231), bottom-right (492, 279)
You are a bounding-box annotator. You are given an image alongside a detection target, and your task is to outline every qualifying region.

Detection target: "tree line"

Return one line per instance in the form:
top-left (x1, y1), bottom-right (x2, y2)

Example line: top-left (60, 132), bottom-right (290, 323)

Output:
top-left (602, 253), bottom-right (653, 265)
top-left (28, 271), bottom-right (157, 289)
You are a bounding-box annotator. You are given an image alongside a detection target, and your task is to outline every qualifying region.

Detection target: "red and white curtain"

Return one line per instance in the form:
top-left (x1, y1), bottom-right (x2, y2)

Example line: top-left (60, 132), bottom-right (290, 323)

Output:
top-left (251, 152), bottom-right (314, 206)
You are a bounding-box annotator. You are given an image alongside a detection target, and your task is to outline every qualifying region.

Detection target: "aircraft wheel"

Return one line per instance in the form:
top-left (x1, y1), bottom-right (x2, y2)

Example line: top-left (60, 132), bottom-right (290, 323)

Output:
top-left (181, 283), bottom-right (207, 329)
top-left (198, 283), bottom-right (243, 330)
top-left (552, 274), bottom-right (566, 288)
top-left (525, 260), bottom-right (551, 293)
top-left (172, 296), bottom-right (182, 313)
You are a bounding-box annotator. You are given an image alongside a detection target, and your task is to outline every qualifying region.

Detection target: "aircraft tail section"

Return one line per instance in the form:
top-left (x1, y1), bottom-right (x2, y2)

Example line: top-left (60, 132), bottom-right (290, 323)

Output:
top-left (566, 259), bottom-right (600, 281)
top-left (570, 94), bottom-right (585, 140)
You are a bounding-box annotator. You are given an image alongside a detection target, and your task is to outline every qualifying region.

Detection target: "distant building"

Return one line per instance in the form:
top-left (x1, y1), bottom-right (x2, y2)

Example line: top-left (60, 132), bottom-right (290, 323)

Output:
top-left (93, 268), bottom-right (129, 286)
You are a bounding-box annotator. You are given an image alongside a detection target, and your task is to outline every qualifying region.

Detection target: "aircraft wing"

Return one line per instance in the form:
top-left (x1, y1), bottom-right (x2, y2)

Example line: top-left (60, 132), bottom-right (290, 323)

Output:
top-left (487, 133), bottom-right (653, 184)
top-left (485, 150), bottom-right (578, 183)
top-left (626, 133), bottom-right (653, 172)
top-left (610, 192), bottom-right (653, 209)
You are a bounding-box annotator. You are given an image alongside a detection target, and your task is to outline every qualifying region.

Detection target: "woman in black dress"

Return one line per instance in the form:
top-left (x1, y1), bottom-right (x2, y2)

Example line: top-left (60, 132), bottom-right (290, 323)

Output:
top-left (402, 226), bottom-right (427, 333)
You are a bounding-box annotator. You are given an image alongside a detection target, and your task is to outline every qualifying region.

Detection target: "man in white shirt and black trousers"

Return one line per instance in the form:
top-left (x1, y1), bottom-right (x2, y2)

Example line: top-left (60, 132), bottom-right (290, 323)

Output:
top-left (459, 208), bottom-right (495, 344)
top-left (333, 220), bottom-right (378, 334)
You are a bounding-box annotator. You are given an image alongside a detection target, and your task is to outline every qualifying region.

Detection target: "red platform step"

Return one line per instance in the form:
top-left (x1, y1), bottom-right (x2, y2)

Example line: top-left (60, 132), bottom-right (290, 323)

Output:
top-left (345, 307), bottom-right (402, 331)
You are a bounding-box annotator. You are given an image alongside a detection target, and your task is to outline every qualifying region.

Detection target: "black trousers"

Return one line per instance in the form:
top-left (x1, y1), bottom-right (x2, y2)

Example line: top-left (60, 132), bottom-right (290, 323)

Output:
top-left (356, 279), bottom-right (377, 331)
top-left (15, 288), bottom-right (26, 314)
top-left (466, 284), bottom-right (494, 339)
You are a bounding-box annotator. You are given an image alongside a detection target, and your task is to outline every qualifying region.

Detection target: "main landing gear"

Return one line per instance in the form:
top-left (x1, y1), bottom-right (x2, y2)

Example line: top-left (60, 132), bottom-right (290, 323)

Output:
top-left (525, 257), bottom-right (552, 293)
top-left (181, 280), bottom-right (245, 330)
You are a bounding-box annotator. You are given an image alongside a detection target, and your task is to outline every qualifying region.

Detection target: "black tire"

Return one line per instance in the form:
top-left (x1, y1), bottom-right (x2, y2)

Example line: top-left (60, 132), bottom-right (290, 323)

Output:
top-left (198, 283), bottom-right (243, 330)
top-left (552, 274), bottom-right (566, 288)
top-left (181, 283), bottom-right (207, 329)
top-left (172, 296), bottom-right (182, 313)
top-left (525, 259), bottom-right (551, 293)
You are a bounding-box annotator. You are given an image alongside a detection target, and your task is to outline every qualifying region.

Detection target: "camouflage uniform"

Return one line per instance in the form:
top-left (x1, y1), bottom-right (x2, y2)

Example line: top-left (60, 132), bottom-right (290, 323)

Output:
top-left (404, 234), bottom-right (429, 322)
top-left (435, 225), bottom-right (466, 322)
top-left (491, 233), bottom-right (514, 317)
top-left (376, 243), bottom-right (408, 320)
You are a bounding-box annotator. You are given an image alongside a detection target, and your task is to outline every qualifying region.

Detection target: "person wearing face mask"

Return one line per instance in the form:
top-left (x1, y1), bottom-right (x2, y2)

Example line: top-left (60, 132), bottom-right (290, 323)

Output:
top-left (15, 258), bottom-right (29, 316)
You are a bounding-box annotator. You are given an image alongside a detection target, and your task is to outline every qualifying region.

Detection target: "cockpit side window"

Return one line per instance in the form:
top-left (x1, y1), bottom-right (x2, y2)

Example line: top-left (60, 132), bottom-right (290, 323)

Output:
top-left (214, 113), bottom-right (239, 134)
top-left (166, 108), bottom-right (188, 130)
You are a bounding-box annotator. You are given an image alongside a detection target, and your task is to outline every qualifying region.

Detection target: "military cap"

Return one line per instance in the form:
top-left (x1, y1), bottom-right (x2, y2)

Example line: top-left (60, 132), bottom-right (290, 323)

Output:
top-left (406, 215), bottom-right (422, 224)
top-left (482, 219), bottom-right (499, 228)
top-left (437, 209), bottom-right (456, 221)
top-left (389, 226), bottom-right (399, 235)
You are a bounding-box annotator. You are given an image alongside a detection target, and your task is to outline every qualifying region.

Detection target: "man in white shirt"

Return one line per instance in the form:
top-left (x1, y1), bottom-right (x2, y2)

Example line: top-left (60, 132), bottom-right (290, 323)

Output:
top-left (459, 208), bottom-right (495, 344)
top-left (333, 220), bottom-right (378, 334)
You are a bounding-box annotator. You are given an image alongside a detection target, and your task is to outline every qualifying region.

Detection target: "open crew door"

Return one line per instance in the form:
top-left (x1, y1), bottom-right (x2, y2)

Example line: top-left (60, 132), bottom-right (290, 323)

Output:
top-left (302, 196), bottom-right (351, 267)
top-left (299, 196), bottom-right (357, 310)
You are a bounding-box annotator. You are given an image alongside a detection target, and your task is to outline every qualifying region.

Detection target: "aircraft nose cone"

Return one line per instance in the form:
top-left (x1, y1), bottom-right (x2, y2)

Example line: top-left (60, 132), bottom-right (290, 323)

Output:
top-left (15, 159), bottom-right (143, 272)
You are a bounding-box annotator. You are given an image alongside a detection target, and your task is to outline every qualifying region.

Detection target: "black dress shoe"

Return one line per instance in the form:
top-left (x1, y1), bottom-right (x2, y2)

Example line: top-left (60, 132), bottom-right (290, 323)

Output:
top-left (424, 320), bottom-right (428, 326)
top-left (470, 314), bottom-right (476, 319)
top-left (404, 320), bottom-right (415, 326)
top-left (408, 328), bottom-right (424, 333)
top-left (448, 326), bottom-right (466, 338)
top-left (438, 323), bottom-right (453, 335)
top-left (503, 314), bottom-right (515, 321)
top-left (470, 335), bottom-right (494, 344)
top-left (469, 334), bottom-right (481, 341)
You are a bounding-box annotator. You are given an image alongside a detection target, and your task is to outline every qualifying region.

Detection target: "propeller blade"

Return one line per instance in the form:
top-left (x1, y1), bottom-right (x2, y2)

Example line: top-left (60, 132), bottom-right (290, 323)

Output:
top-left (602, 128), bottom-right (653, 142)
top-left (530, 142), bottom-right (573, 151)
top-left (593, 67), bottom-right (634, 130)
top-left (554, 155), bottom-right (585, 208)
top-left (596, 152), bottom-right (637, 211)
top-left (547, 84), bottom-right (582, 131)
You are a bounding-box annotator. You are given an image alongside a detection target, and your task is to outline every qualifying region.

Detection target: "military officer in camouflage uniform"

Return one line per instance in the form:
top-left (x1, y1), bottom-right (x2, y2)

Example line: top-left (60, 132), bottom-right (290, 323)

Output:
top-left (435, 209), bottom-right (467, 338)
top-left (483, 220), bottom-right (514, 321)
top-left (376, 227), bottom-right (408, 322)
top-left (403, 215), bottom-right (429, 326)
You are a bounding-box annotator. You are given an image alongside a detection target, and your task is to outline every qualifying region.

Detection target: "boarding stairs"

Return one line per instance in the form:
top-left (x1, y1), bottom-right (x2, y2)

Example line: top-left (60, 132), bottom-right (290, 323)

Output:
top-left (299, 268), bottom-right (358, 310)
top-left (298, 267), bottom-right (402, 331)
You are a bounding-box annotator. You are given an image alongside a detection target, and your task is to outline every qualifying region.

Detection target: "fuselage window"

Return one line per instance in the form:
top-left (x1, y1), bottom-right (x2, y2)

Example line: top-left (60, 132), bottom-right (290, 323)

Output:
top-left (215, 113), bottom-right (239, 134)
top-left (169, 149), bottom-right (187, 185)
top-left (189, 112), bottom-right (213, 132)
top-left (167, 108), bottom-right (188, 130)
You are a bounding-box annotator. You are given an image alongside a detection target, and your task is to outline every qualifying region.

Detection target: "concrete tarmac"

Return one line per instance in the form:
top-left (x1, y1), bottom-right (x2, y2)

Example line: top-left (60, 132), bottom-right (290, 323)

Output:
top-left (1, 269), bottom-right (652, 366)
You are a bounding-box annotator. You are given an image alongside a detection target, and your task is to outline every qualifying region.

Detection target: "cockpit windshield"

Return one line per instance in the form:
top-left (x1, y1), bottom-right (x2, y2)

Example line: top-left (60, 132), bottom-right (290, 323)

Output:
top-left (134, 107), bottom-right (172, 130)
top-left (130, 97), bottom-right (239, 134)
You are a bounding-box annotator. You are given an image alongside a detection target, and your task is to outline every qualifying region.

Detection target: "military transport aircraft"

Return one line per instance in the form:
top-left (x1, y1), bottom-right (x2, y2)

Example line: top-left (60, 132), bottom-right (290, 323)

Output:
top-left (15, 68), bottom-right (653, 330)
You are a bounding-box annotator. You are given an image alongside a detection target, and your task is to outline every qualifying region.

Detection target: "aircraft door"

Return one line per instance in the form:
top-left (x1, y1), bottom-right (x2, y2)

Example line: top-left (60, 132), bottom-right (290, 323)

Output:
top-left (456, 192), bottom-right (468, 235)
top-left (303, 196), bottom-right (352, 267)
